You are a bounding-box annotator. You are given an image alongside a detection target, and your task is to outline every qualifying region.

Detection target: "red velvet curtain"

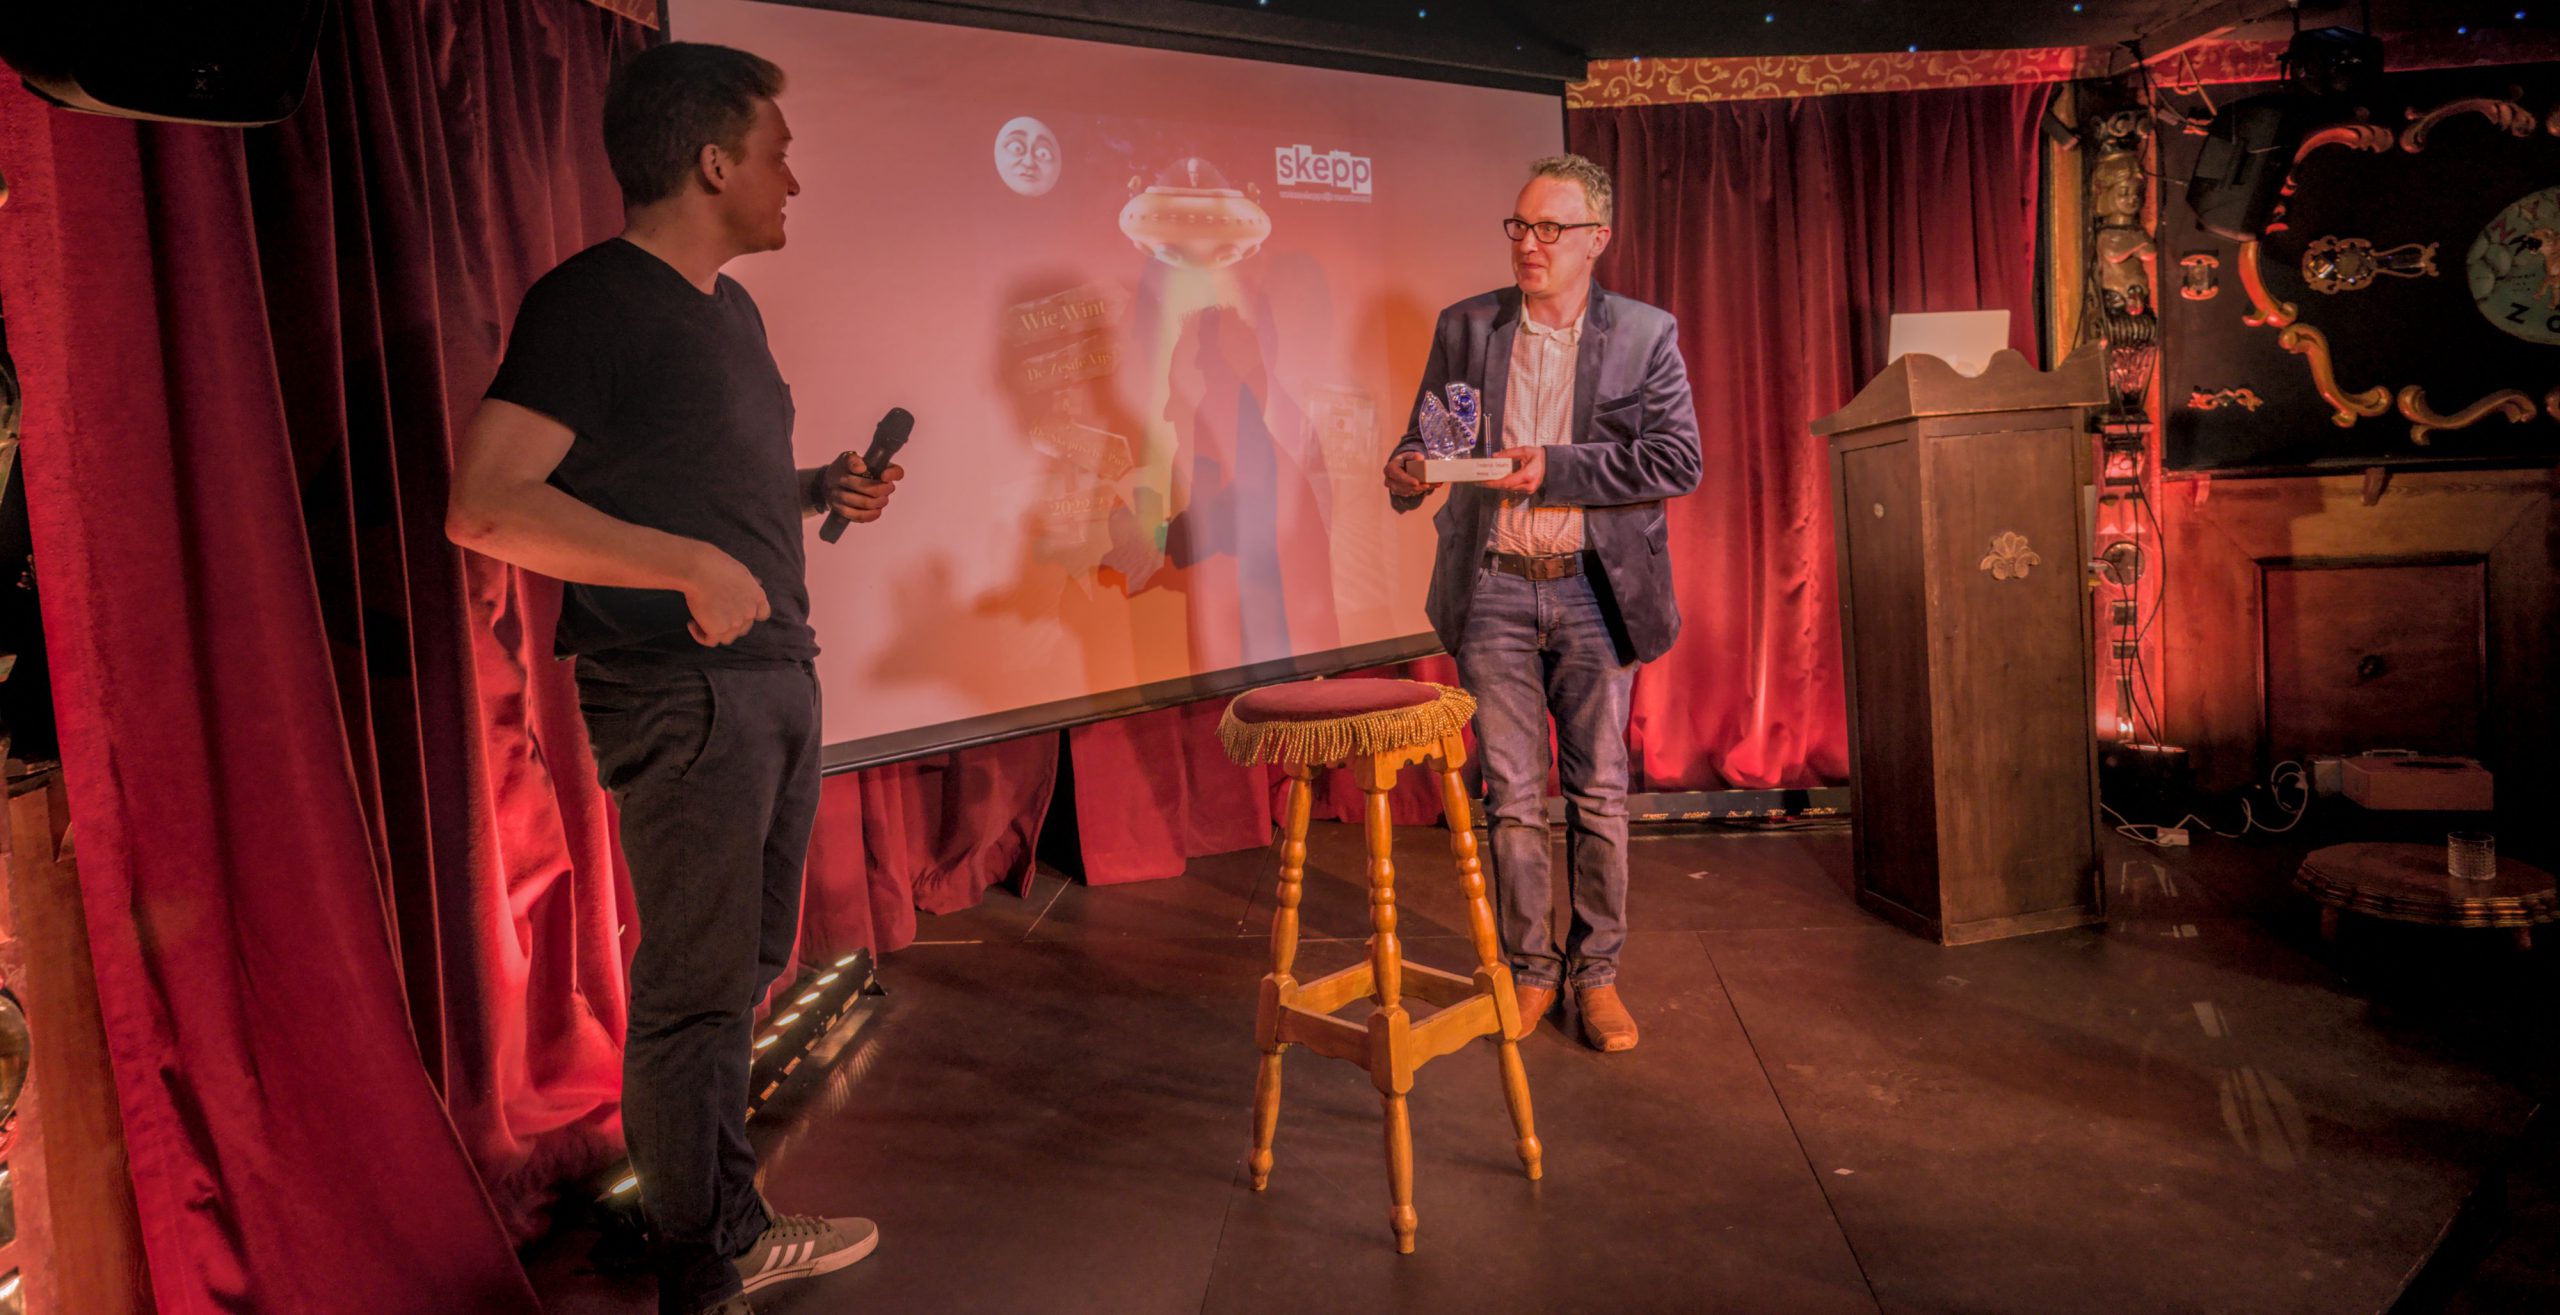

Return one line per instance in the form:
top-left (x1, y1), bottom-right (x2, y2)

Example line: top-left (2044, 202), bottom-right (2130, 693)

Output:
top-left (1570, 84), bottom-right (2052, 790)
top-left (243, 0), bottom-right (649, 1239)
top-left (809, 737), bottom-right (1058, 942)
top-left (0, 35), bottom-right (558, 1315)
top-left (1, 0), bottom-right (1054, 1306)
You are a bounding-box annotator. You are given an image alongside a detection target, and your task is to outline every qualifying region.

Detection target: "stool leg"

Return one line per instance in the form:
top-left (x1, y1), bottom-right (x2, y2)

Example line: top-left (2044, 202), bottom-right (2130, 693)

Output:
top-left (1437, 738), bottom-right (1541, 1181)
top-left (1384, 1093), bottom-right (1416, 1255)
top-left (1363, 763), bottom-right (1404, 1014)
top-left (1361, 757), bottom-right (1418, 1253)
top-left (1250, 766), bottom-right (1316, 1192)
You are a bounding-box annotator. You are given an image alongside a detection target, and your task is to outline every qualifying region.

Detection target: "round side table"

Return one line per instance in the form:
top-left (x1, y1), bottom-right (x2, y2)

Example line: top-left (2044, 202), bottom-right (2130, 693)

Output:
top-left (2294, 842), bottom-right (2559, 951)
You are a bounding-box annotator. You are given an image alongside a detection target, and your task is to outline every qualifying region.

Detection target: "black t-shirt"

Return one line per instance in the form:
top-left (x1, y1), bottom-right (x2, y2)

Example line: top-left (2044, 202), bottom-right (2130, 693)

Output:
top-left (487, 237), bottom-right (816, 665)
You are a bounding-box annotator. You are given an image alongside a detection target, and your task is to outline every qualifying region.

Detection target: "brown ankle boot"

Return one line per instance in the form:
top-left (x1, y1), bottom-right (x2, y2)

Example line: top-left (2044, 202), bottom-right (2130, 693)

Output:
top-left (1511, 983), bottom-right (1557, 1040)
top-left (1576, 983), bottom-right (1639, 1052)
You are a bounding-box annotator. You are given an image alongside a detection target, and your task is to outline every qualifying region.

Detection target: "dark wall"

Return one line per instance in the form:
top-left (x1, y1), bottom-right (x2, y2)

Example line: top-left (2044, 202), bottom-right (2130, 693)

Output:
top-left (2162, 62), bottom-right (2560, 473)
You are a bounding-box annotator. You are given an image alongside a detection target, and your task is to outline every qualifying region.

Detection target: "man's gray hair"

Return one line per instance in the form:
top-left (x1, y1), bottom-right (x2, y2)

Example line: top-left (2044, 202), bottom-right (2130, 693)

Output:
top-left (1529, 154), bottom-right (1613, 226)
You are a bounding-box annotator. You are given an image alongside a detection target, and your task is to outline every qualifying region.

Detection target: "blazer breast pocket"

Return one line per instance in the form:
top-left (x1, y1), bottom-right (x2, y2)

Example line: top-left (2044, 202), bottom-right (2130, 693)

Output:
top-left (1593, 391), bottom-right (1642, 439)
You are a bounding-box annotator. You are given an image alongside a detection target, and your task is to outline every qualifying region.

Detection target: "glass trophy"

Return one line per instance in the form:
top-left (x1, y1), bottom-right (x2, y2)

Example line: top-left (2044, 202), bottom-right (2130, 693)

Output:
top-left (1417, 382), bottom-right (1507, 482)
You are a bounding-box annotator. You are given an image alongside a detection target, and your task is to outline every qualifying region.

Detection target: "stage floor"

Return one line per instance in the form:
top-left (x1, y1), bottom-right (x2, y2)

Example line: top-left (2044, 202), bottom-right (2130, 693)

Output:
top-left (527, 822), bottom-right (2555, 1314)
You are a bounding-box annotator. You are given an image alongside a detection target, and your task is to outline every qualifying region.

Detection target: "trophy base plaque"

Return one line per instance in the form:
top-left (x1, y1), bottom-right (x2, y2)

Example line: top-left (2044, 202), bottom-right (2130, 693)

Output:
top-left (1423, 457), bottom-right (1511, 483)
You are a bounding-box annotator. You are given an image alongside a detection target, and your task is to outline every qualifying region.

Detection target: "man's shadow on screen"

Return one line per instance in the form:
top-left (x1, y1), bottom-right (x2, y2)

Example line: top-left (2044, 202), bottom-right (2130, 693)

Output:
top-left (859, 274), bottom-right (1182, 704)
top-left (1159, 302), bottom-right (1339, 674)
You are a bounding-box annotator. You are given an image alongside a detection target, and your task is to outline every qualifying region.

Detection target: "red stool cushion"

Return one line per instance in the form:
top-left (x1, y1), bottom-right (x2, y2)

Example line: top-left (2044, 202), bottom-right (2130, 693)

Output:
top-left (1228, 678), bottom-right (1439, 724)
top-left (1216, 679), bottom-right (1477, 766)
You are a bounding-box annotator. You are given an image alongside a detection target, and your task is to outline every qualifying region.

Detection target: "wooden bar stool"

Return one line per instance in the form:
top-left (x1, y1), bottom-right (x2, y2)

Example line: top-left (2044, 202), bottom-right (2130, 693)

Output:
top-left (1217, 678), bottom-right (1541, 1254)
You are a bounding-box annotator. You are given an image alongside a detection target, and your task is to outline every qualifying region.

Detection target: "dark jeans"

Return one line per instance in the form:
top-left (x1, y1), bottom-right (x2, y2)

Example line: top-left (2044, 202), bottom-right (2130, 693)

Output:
top-left (1454, 564), bottom-right (1638, 991)
top-left (576, 655), bottom-right (821, 1314)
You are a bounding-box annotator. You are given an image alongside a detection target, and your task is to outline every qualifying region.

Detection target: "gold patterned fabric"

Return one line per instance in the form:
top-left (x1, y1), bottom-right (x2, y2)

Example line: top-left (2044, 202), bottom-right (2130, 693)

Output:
top-left (1567, 31), bottom-right (2560, 109)
top-left (1568, 48), bottom-right (2100, 107)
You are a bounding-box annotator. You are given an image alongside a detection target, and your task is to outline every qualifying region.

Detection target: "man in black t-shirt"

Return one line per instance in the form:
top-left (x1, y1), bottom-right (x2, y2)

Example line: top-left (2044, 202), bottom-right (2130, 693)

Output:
top-left (448, 44), bottom-right (895, 1315)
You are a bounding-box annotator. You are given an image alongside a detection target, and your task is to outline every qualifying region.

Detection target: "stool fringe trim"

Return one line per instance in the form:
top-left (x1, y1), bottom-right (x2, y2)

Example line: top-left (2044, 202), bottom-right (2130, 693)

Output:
top-left (1217, 685), bottom-right (1478, 766)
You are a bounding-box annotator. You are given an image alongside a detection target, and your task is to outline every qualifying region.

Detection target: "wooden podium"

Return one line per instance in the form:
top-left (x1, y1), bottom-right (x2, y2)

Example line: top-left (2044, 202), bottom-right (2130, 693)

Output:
top-left (1813, 350), bottom-right (2108, 945)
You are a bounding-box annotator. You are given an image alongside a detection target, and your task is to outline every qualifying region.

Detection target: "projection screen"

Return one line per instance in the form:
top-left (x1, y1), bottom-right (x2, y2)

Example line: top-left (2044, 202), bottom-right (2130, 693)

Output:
top-left (671, 0), bottom-right (1564, 769)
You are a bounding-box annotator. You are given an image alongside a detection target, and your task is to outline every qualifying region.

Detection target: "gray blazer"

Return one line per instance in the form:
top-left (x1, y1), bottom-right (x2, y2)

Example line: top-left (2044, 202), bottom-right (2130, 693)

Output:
top-left (1391, 285), bottom-right (1702, 663)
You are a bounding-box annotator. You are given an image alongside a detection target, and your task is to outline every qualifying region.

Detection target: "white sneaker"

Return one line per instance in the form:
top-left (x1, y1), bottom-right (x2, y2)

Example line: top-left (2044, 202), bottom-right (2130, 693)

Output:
top-left (736, 1214), bottom-right (879, 1296)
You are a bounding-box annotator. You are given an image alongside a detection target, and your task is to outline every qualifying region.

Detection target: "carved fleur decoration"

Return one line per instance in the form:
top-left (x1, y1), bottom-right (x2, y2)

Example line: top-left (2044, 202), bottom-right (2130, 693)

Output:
top-left (1979, 531), bottom-right (2042, 581)
top-left (2188, 387), bottom-right (2266, 412)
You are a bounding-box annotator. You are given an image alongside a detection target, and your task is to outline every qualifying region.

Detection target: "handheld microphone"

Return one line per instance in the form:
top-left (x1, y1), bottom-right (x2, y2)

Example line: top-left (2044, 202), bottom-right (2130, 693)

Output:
top-left (818, 406), bottom-right (913, 544)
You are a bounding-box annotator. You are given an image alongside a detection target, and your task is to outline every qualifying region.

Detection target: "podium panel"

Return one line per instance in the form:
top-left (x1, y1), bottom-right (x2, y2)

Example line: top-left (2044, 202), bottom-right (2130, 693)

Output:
top-left (1817, 351), bottom-right (2107, 945)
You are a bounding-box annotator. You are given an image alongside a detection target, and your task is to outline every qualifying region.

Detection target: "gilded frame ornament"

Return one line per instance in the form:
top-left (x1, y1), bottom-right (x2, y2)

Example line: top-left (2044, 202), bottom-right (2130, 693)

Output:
top-left (2224, 94), bottom-right (2559, 451)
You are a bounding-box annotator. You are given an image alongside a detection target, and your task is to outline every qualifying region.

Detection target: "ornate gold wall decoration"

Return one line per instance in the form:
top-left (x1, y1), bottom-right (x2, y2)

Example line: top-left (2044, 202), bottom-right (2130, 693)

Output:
top-left (2238, 241), bottom-right (2300, 327)
top-left (2277, 323), bottom-right (2393, 426)
top-left (2302, 237), bottom-right (2440, 293)
top-left (2084, 101), bottom-right (2158, 415)
top-left (2179, 253), bottom-right (2221, 300)
top-left (2397, 385), bottom-right (2537, 444)
top-left (2269, 123), bottom-right (2395, 236)
top-left (2224, 105), bottom-right (2559, 453)
top-left (2402, 95), bottom-right (2537, 152)
top-left (2187, 387), bottom-right (2265, 411)
top-left (1978, 531), bottom-right (2042, 581)
top-left (2293, 122), bottom-right (2398, 167)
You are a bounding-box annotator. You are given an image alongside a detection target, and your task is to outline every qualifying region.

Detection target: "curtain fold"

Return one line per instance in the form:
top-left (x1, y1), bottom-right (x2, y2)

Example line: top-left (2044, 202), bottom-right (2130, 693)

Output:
top-left (0, 62), bottom-right (546, 1315)
top-left (244, 0), bottom-right (647, 1233)
top-left (805, 738), bottom-right (1060, 946)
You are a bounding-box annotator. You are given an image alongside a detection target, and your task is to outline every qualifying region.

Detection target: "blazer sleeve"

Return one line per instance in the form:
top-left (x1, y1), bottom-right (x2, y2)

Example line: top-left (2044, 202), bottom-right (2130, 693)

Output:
top-left (1538, 319), bottom-right (1702, 508)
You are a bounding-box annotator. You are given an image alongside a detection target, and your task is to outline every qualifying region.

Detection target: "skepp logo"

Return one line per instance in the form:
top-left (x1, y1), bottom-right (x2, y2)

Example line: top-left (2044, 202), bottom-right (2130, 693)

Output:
top-left (1275, 145), bottom-right (1373, 195)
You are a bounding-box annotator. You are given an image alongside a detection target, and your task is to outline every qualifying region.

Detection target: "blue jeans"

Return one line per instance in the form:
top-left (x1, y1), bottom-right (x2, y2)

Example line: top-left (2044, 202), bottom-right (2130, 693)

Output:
top-left (1454, 564), bottom-right (1637, 991)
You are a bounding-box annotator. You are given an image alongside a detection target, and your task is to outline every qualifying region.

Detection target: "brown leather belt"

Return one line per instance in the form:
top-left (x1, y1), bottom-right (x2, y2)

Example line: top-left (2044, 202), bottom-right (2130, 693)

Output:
top-left (1487, 550), bottom-right (1584, 582)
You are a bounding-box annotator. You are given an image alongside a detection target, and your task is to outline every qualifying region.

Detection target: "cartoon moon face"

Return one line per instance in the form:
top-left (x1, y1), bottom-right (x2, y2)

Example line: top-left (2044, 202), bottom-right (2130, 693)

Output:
top-left (995, 117), bottom-right (1061, 197)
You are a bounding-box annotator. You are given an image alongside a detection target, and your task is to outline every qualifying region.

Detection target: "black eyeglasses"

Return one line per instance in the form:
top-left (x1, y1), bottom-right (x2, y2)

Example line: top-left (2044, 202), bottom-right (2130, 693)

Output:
top-left (1503, 218), bottom-right (1603, 243)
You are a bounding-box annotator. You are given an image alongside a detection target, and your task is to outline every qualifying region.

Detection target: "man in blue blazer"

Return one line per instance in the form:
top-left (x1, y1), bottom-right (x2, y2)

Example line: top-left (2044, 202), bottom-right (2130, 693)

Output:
top-left (1384, 154), bottom-right (1701, 1052)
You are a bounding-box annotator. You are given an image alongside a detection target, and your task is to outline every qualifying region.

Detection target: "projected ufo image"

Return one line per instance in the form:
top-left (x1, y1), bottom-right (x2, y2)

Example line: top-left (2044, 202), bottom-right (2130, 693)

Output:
top-left (1117, 157), bottom-right (1271, 269)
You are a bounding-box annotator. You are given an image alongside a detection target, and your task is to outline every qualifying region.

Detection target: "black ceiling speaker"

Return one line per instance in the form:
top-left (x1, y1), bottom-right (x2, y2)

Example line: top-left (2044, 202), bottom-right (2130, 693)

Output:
top-left (2183, 26), bottom-right (2384, 244)
top-left (0, 1), bottom-right (328, 127)
top-left (2184, 93), bottom-right (2308, 243)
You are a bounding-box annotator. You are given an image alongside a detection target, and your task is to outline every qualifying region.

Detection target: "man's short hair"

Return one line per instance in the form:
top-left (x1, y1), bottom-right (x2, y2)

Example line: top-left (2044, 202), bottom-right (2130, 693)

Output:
top-left (1528, 154), bottom-right (1614, 226)
top-left (603, 43), bottom-right (786, 208)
